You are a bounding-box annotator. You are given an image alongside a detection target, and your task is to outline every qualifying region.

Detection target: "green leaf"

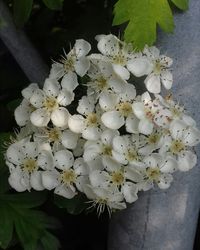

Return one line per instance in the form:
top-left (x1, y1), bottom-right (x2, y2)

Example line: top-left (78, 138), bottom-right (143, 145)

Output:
top-left (0, 205), bottom-right (13, 249)
top-left (42, 0), bottom-right (64, 10)
top-left (113, 0), bottom-right (175, 50)
top-left (0, 195), bottom-right (60, 250)
top-left (7, 98), bottom-right (22, 112)
top-left (40, 232), bottom-right (61, 250)
top-left (0, 191), bottom-right (48, 208)
top-left (13, 0), bottom-right (33, 27)
top-left (171, 0), bottom-right (189, 10)
top-left (54, 194), bottom-right (88, 214)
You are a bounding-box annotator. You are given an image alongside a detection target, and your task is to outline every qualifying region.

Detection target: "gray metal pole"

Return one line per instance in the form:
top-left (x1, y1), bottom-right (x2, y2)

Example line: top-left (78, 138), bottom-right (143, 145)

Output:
top-left (0, 0), bottom-right (49, 85)
top-left (108, 0), bottom-right (200, 249)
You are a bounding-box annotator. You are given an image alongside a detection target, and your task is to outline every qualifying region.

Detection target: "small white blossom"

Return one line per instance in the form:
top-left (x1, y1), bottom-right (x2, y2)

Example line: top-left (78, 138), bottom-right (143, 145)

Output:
top-left (50, 39), bottom-right (91, 80)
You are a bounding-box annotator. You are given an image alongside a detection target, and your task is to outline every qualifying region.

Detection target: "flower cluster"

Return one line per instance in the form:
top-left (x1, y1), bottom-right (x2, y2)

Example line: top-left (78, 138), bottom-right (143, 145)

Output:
top-left (6, 34), bottom-right (200, 215)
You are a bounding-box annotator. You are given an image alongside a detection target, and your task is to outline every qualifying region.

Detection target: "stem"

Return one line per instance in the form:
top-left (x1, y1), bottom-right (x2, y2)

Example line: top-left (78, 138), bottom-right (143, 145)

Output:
top-left (0, 0), bottom-right (49, 86)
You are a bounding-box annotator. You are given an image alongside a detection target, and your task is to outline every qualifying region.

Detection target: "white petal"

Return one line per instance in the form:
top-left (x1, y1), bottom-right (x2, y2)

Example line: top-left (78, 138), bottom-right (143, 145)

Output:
top-left (112, 64), bottom-right (130, 80)
top-left (112, 150), bottom-right (127, 164)
top-left (74, 158), bottom-right (89, 175)
top-left (73, 138), bottom-right (85, 157)
top-left (169, 120), bottom-right (186, 140)
top-left (30, 89), bottom-right (45, 108)
top-left (127, 57), bottom-right (153, 77)
top-left (22, 83), bottom-right (39, 100)
top-left (119, 83), bottom-right (136, 101)
top-left (49, 62), bottom-right (65, 79)
top-left (61, 72), bottom-right (79, 91)
top-left (101, 111), bottom-right (124, 129)
top-left (89, 170), bottom-right (110, 188)
top-left (157, 173), bottom-right (173, 189)
top-left (144, 74), bottom-right (161, 94)
top-left (42, 170), bottom-right (59, 190)
top-left (161, 70), bottom-right (173, 90)
top-left (30, 108), bottom-right (50, 127)
top-left (82, 126), bottom-right (101, 141)
top-left (124, 167), bottom-right (143, 182)
top-left (112, 136), bottom-right (128, 154)
top-left (37, 150), bottom-right (54, 170)
top-left (108, 77), bottom-right (126, 93)
top-left (160, 156), bottom-right (177, 173)
top-left (55, 185), bottom-right (77, 199)
top-left (8, 169), bottom-right (27, 192)
top-left (30, 171), bottom-right (44, 191)
top-left (132, 102), bottom-right (146, 119)
top-left (144, 154), bottom-right (161, 168)
top-left (74, 39), bottom-right (91, 57)
top-left (43, 78), bottom-right (60, 97)
top-left (54, 149), bottom-right (74, 170)
top-left (101, 129), bottom-right (119, 145)
top-left (23, 142), bottom-right (38, 158)
top-left (74, 57), bottom-right (90, 76)
top-left (97, 34), bottom-right (119, 56)
top-left (121, 182), bottom-right (138, 203)
top-left (6, 143), bottom-right (23, 165)
top-left (57, 89), bottom-right (74, 106)
top-left (138, 119), bottom-right (154, 135)
top-left (83, 144), bottom-right (102, 162)
top-left (144, 46), bottom-right (160, 59)
top-left (99, 92), bottom-right (118, 111)
top-left (76, 176), bottom-right (88, 192)
top-left (177, 151), bottom-right (197, 171)
top-left (68, 115), bottom-right (85, 134)
top-left (51, 108), bottom-right (69, 128)
top-left (182, 126), bottom-right (200, 147)
top-left (126, 114), bottom-right (140, 133)
top-left (14, 99), bottom-right (31, 126)
top-left (77, 96), bottom-right (94, 115)
top-left (61, 130), bottom-right (78, 149)
top-left (159, 55), bottom-right (173, 67)
top-left (102, 156), bottom-right (121, 171)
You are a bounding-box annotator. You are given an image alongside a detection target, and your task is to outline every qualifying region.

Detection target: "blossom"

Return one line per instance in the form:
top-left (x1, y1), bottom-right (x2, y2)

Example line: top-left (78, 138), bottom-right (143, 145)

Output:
top-left (89, 157), bottom-right (141, 203)
top-left (42, 150), bottom-right (88, 198)
top-left (50, 39), bottom-right (91, 80)
top-left (100, 83), bottom-right (137, 130)
top-left (29, 78), bottom-right (75, 127)
top-left (143, 46), bottom-right (173, 93)
top-left (68, 95), bottom-right (103, 140)
top-left (160, 120), bottom-right (200, 171)
top-left (6, 140), bottom-right (54, 192)
top-left (138, 153), bottom-right (177, 190)
top-left (84, 185), bottom-right (126, 216)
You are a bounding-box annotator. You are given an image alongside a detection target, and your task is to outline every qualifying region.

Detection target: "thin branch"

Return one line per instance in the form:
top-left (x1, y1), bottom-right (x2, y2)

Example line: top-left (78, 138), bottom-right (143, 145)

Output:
top-left (0, 0), bottom-right (49, 86)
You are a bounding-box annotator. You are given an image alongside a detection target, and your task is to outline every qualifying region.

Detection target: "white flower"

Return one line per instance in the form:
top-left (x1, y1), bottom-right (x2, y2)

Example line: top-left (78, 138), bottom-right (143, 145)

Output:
top-left (155, 94), bottom-right (196, 126)
top-left (139, 153), bottom-right (176, 190)
top-left (112, 135), bottom-right (144, 166)
top-left (83, 184), bottom-right (126, 216)
top-left (100, 83), bottom-right (136, 130)
top-left (89, 158), bottom-right (141, 203)
top-left (68, 96), bottom-right (103, 140)
top-left (83, 129), bottom-right (119, 170)
top-left (42, 150), bottom-right (88, 198)
top-left (50, 39), bottom-right (91, 79)
top-left (6, 140), bottom-right (54, 192)
top-left (30, 78), bottom-right (73, 127)
top-left (15, 83), bottom-right (39, 126)
top-left (143, 46), bottom-right (173, 93)
top-left (160, 120), bottom-right (200, 171)
top-left (132, 92), bottom-right (171, 135)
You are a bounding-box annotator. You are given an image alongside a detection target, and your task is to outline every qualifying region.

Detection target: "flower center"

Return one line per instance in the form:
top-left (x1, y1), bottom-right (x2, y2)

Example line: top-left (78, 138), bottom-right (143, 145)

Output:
top-left (61, 169), bottom-right (76, 184)
top-left (144, 107), bottom-right (154, 121)
top-left (126, 149), bottom-right (139, 162)
top-left (96, 77), bottom-right (108, 90)
top-left (170, 106), bottom-right (183, 118)
top-left (116, 102), bottom-right (132, 117)
top-left (48, 127), bottom-right (61, 142)
top-left (170, 140), bottom-right (185, 154)
top-left (147, 133), bottom-right (160, 144)
top-left (61, 56), bottom-right (75, 72)
top-left (86, 113), bottom-right (98, 126)
top-left (22, 158), bottom-right (37, 173)
top-left (154, 61), bottom-right (162, 74)
top-left (102, 145), bottom-right (112, 156)
top-left (146, 167), bottom-right (160, 182)
top-left (111, 171), bottom-right (124, 185)
top-left (43, 97), bottom-right (58, 111)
